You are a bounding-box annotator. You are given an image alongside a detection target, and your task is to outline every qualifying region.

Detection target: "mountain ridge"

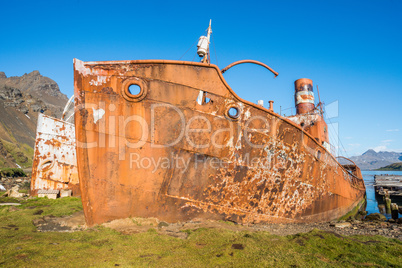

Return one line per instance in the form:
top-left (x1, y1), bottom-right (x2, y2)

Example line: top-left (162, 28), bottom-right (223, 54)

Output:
top-left (0, 71), bottom-right (68, 169)
top-left (346, 149), bottom-right (402, 170)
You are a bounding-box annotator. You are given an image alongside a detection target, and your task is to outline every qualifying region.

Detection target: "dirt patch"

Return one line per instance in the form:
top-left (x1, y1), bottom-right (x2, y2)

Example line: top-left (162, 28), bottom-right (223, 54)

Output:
top-left (14, 254), bottom-right (28, 260)
top-left (32, 211), bottom-right (86, 232)
top-left (231, 243), bottom-right (244, 250)
top-left (102, 217), bottom-right (189, 239)
top-left (33, 209), bottom-right (43, 215)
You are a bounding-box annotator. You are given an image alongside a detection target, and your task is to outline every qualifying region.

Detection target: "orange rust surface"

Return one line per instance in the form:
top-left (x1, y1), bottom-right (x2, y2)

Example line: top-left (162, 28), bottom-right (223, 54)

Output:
top-left (30, 114), bottom-right (80, 196)
top-left (74, 59), bottom-right (365, 226)
top-left (287, 113), bottom-right (330, 149)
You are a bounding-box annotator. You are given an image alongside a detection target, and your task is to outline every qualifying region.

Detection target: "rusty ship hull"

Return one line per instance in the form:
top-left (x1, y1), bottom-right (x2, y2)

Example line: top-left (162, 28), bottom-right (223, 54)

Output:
top-left (74, 59), bottom-right (365, 226)
top-left (31, 113), bottom-right (80, 196)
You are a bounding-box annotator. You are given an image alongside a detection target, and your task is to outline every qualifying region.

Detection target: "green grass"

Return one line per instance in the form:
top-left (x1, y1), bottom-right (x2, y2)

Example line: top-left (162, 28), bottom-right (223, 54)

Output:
top-left (0, 139), bottom-right (33, 168)
top-left (22, 143), bottom-right (34, 157)
top-left (0, 197), bottom-right (401, 267)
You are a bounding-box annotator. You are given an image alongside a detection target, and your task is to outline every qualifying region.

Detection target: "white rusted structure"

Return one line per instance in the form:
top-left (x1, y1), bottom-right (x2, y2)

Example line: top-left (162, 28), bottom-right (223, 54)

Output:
top-left (30, 113), bottom-right (80, 196)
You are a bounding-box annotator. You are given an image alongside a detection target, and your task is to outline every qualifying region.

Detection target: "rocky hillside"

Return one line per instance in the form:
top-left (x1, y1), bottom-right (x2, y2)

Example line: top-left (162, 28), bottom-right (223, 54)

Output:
top-left (0, 71), bottom-right (68, 169)
top-left (346, 149), bottom-right (402, 170)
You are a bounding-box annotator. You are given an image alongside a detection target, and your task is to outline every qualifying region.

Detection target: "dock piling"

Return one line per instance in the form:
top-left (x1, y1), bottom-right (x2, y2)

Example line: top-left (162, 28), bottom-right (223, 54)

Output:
top-left (391, 203), bottom-right (399, 220)
top-left (385, 197), bottom-right (392, 214)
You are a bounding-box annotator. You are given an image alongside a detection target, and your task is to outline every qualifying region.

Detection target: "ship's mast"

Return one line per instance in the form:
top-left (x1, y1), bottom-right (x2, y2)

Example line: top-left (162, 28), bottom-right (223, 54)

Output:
top-left (205, 20), bottom-right (212, 63)
top-left (197, 20), bottom-right (212, 63)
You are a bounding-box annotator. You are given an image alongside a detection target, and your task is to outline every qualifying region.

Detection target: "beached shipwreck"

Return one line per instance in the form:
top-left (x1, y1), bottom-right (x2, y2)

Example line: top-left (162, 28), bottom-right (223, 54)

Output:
top-left (32, 22), bottom-right (366, 226)
top-left (30, 111), bottom-right (79, 196)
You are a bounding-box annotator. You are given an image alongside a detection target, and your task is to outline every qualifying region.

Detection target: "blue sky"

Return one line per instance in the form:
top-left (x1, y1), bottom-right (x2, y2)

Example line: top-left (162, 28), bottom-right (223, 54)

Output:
top-left (0, 0), bottom-right (401, 157)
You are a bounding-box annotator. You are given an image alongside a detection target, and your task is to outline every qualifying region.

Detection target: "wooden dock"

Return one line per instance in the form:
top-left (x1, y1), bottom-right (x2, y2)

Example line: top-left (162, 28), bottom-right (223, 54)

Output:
top-left (374, 175), bottom-right (402, 196)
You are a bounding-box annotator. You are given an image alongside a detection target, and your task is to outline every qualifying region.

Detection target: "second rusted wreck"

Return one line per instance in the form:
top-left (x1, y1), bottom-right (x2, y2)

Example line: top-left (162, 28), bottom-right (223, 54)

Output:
top-left (73, 22), bottom-right (365, 226)
top-left (30, 113), bottom-right (79, 196)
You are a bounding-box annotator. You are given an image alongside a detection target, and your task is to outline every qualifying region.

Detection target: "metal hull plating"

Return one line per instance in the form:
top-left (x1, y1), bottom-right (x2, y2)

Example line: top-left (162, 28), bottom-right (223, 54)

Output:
top-left (31, 113), bottom-right (80, 196)
top-left (74, 59), bottom-right (365, 226)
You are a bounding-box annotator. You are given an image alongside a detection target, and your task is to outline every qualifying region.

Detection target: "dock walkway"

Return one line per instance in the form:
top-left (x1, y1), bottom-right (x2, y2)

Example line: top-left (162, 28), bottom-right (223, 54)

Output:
top-left (374, 175), bottom-right (402, 196)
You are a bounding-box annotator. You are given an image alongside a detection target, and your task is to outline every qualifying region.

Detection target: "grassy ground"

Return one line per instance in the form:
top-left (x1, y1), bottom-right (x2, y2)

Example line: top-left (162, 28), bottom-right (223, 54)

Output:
top-left (0, 195), bottom-right (401, 267)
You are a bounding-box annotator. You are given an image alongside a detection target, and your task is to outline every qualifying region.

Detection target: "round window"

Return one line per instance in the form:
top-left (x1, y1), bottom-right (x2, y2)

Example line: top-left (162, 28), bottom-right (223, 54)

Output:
top-left (122, 78), bottom-right (147, 102)
top-left (227, 106), bottom-right (240, 120)
top-left (128, 84), bottom-right (142, 96)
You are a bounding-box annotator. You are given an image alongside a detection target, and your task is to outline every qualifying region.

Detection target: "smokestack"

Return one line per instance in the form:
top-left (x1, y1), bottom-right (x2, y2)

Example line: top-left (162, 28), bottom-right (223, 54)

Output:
top-left (268, 100), bottom-right (274, 111)
top-left (294, 78), bottom-right (314, 115)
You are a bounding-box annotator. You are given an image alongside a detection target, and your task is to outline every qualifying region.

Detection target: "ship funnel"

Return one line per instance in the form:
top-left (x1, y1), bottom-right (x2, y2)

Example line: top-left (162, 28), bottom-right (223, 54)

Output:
top-left (294, 78), bottom-right (314, 115)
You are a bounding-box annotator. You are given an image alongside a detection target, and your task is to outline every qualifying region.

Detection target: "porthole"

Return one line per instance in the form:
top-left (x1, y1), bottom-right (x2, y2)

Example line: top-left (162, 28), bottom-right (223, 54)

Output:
top-left (122, 78), bottom-right (147, 102)
top-left (226, 105), bottom-right (241, 120)
top-left (128, 84), bottom-right (141, 96)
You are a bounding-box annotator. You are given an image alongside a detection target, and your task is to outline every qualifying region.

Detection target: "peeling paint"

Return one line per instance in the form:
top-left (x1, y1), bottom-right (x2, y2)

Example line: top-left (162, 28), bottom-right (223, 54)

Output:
top-left (89, 76), bottom-right (107, 86)
top-left (92, 108), bottom-right (105, 124)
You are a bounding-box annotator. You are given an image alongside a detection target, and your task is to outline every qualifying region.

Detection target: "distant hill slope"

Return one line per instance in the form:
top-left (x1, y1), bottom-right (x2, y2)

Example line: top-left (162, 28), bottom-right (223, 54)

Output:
top-left (345, 149), bottom-right (402, 170)
top-left (376, 162), bottom-right (402, 171)
top-left (0, 71), bottom-right (68, 169)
